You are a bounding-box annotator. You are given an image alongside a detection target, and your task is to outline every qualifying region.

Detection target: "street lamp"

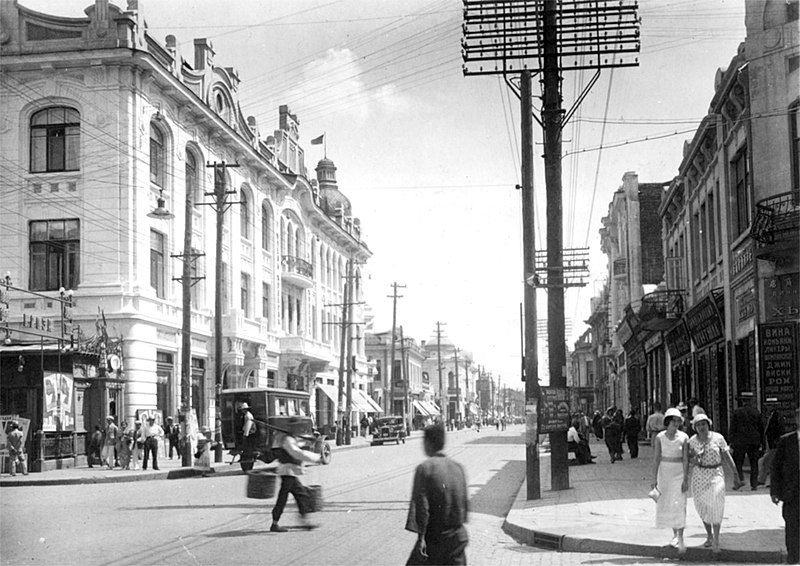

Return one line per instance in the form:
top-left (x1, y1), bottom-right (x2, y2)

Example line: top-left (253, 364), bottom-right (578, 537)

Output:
top-left (147, 189), bottom-right (174, 220)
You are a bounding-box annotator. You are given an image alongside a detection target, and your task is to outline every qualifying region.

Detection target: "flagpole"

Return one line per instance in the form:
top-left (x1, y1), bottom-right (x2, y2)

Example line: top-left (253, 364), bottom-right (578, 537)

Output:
top-left (324, 132), bottom-right (327, 158)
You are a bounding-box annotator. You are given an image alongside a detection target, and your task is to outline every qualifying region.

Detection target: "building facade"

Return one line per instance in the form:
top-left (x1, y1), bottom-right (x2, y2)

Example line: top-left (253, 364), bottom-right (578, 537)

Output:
top-left (0, 1), bottom-right (371, 469)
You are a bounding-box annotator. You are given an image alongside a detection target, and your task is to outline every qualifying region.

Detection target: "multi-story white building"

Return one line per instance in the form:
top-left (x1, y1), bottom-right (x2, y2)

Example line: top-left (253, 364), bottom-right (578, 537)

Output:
top-left (0, 0), bottom-right (370, 468)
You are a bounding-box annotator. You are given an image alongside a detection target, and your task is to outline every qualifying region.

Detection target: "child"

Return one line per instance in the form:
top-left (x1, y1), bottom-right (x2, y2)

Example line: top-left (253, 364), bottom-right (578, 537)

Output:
top-left (194, 426), bottom-right (217, 475)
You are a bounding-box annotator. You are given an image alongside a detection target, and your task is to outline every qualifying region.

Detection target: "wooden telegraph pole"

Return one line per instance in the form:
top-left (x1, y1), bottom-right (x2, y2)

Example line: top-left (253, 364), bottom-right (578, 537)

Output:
top-left (462, 0), bottom-right (640, 497)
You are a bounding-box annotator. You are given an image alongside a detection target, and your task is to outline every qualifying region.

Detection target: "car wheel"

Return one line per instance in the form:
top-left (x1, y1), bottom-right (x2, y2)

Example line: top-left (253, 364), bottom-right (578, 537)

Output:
top-left (320, 442), bottom-right (332, 465)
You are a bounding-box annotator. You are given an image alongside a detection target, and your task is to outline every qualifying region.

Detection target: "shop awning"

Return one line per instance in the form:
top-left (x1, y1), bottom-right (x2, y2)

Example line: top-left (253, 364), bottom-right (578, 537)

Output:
top-left (363, 393), bottom-right (383, 413)
top-left (421, 401), bottom-right (440, 416)
top-left (349, 389), bottom-right (383, 413)
top-left (316, 384), bottom-right (339, 412)
top-left (413, 400), bottom-right (431, 416)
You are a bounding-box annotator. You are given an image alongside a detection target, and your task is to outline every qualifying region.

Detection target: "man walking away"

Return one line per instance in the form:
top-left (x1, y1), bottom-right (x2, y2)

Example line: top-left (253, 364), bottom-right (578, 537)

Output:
top-left (6, 421), bottom-right (28, 476)
top-left (624, 409), bottom-right (642, 459)
top-left (771, 405), bottom-right (799, 564)
top-left (730, 392), bottom-right (766, 491)
top-left (405, 423), bottom-right (469, 565)
top-left (270, 417), bottom-right (322, 532)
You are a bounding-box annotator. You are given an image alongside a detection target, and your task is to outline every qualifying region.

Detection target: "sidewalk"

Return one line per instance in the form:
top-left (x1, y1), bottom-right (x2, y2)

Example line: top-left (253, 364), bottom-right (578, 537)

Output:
top-left (503, 438), bottom-right (787, 563)
top-left (0, 431), bottom-right (418, 487)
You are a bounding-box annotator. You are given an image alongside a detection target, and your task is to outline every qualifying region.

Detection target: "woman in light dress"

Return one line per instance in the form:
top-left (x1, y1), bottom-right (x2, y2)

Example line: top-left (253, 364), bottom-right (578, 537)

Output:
top-left (687, 413), bottom-right (743, 555)
top-left (651, 407), bottom-right (689, 553)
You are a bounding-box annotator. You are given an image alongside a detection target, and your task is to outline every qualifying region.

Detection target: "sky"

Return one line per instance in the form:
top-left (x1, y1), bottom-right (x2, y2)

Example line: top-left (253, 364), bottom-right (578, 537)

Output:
top-left (22, 0), bottom-right (748, 389)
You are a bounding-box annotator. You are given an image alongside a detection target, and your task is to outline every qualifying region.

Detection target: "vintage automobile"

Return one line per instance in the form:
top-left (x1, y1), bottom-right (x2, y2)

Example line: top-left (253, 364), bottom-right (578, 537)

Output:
top-left (220, 387), bottom-right (332, 471)
top-left (370, 415), bottom-right (407, 446)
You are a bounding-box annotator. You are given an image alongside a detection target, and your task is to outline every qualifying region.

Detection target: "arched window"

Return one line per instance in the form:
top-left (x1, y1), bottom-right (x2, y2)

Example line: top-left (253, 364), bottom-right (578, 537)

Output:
top-left (240, 189), bottom-right (251, 239)
top-left (279, 217), bottom-right (286, 255)
top-left (286, 222), bottom-right (294, 257)
top-left (30, 107), bottom-right (80, 173)
top-left (185, 150), bottom-right (198, 205)
top-left (261, 202), bottom-right (272, 251)
top-left (150, 122), bottom-right (165, 187)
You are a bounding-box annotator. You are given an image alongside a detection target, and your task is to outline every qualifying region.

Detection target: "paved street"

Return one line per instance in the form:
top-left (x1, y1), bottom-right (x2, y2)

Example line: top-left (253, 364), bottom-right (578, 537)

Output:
top-left (2, 427), bottom-right (656, 566)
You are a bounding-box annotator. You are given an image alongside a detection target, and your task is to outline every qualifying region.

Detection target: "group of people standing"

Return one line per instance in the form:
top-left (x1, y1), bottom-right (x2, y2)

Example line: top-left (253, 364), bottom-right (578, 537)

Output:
top-left (87, 415), bottom-right (181, 471)
top-left (586, 407), bottom-right (642, 464)
top-left (650, 399), bottom-right (799, 563)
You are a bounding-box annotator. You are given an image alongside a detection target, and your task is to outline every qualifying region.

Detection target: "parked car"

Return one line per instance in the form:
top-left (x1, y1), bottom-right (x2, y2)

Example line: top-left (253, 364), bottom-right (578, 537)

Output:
top-left (371, 415), bottom-right (406, 446)
top-left (220, 387), bottom-right (332, 471)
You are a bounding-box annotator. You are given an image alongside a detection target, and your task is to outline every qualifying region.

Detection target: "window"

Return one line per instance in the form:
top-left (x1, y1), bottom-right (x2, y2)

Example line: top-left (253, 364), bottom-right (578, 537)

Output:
top-left (221, 262), bottom-right (229, 315)
top-left (707, 190), bottom-right (717, 262)
top-left (240, 190), bottom-right (250, 239)
top-left (30, 107), bottom-right (80, 173)
top-left (186, 150), bottom-right (199, 206)
top-left (691, 211), bottom-right (701, 280)
top-left (29, 219), bottom-right (80, 291)
top-left (791, 102), bottom-right (799, 190)
top-left (156, 351), bottom-right (173, 418)
top-left (699, 202), bottom-right (708, 272)
top-left (150, 230), bottom-right (166, 298)
top-left (262, 282), bottom-right (271, 321)
top-left (261, 203), bottom-right (272, 251)
top-left (732, 150), bottom-right (751, 237)
top-left (240, 272), bottom-right (251, 317)
top-left (150, 123), bottom-right (165, 187)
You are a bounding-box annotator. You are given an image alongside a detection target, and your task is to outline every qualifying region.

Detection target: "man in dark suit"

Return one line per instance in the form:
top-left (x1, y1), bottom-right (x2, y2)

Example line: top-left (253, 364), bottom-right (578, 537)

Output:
top-left (771, 405), bottom-right (799, 565)
top-left (730, 392), bottom-right (766, 490)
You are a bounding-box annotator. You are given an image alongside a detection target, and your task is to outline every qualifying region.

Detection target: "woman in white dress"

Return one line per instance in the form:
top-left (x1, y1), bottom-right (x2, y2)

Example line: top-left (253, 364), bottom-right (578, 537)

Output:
top-left (687, 413), bottom-right (743, 555)
top-left (651, 407), bottom-right (690, 553)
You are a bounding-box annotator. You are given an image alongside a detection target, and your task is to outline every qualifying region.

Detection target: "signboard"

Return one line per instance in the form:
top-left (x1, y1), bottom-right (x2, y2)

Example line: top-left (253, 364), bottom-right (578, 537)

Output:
top-left (684, 295), bottom-right (723, 349)
top-left (730, 241), bottom-right (753, 280)
top-left (0, 416), bottom-right (31, 456)
top-left (764, 273), bottom-right (799, 322)
top-left (665, 320), bottom-right (691, 360)
top-left (759, 322), bottom-right (798, 424)
top-left (538, 387), bottom-right (570, 434)
top-left (136, 409), bottom-right (164, 427)
top-left (42, 372), bottom-right (74, 432)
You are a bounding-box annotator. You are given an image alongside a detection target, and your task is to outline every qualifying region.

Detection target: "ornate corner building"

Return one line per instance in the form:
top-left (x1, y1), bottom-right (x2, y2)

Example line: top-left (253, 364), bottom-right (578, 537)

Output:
top-left (0, 1), bottom-right (371, 470)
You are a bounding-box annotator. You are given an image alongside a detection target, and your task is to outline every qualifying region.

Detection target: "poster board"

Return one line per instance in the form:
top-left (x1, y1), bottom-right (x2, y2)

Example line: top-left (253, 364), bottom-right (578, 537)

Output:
top-left (538, 387), bottom-right (570, 434)
top-left (43, 372), bottom-right (74, 431)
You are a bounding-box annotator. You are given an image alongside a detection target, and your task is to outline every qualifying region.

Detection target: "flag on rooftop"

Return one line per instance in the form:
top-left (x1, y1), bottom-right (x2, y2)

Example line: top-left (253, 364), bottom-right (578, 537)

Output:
top-left (311, 134), bottom-right (325, 145)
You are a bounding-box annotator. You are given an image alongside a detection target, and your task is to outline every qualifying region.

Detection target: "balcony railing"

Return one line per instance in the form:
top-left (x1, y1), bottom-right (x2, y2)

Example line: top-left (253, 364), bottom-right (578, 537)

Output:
top-left (752, 190), bottom-right (800, 245)
top-left (638, 290), bottom-right (685, 331)
top-left (282, 255), bottom-right (313, 278)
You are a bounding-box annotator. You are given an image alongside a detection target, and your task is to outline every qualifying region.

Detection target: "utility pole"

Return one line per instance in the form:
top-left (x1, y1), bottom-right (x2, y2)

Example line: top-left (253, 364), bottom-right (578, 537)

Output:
top-left (462, 0), bottom-right (640, 499)
top-left (387, 283), bottom-right (405, 415)
top-left (454, 348), bottom-right (460, 422)
top-left (399, 325), bottom-right (409, 433)
top-left (435, 321), bottom-right (446, 424)
top-left (205, 161), bottom-right (239, 462)
top-left (344, 260), bottom-right (354, 445)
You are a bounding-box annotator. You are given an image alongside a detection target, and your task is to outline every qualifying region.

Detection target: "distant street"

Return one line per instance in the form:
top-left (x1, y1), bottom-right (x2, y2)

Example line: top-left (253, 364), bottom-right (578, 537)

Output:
top-left (2, 427), bottom-right (646, 566)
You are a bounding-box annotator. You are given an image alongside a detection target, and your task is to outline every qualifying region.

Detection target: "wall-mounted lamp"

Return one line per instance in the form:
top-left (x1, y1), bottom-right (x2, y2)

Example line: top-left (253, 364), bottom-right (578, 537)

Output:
top-left (147, 188), bottom-right (174, 219)
top-left (17, 355), bottom-right (25, 373)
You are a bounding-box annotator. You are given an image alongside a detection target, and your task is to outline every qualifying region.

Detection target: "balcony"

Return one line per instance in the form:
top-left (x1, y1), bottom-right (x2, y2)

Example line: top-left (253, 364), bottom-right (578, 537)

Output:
top-left (280, 335), bottom-right (331, 363)
top-left (752, 190), bottom-right (800, 262)
top-left (281, 255), bottom-right (314, 288)
top-left (638, 290), bottom-right (686, 331)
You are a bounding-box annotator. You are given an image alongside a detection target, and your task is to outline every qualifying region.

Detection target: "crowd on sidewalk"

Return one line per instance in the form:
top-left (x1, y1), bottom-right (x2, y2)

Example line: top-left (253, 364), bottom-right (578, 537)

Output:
top-left (85, 415), bottom-right (182, 472)
top-left (566, 396), bottom-right (798, 563)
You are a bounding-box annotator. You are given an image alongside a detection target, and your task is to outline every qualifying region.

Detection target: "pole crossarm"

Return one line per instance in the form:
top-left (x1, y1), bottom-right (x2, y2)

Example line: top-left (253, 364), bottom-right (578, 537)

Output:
top-left (530, 247), bottom-right (590, 288)
top-left (461, 0), bottom-right (640, 76)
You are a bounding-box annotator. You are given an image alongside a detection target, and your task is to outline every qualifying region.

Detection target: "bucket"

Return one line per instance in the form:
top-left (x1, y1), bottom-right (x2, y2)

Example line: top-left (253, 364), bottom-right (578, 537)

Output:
top-left (246, 470), bottom-right (277, 499)
top-left (305, 484), bottom-right (323, 513)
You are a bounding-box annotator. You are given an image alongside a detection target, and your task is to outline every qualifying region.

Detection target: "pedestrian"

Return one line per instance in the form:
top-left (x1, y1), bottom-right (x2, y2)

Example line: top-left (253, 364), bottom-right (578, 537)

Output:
top-left (165, 416), bottom-right (181, 459)
top-left (623, 408), bottom-right (642, 459)
top-left (194, 426), bottom-right (217, 474)
top-left (270, 416), bottom-right (322, 532)
top-left (604, 410), bottom-right (623, 463)
top-left (757, 409), bottom-right (785, 487)
top-left (568, 419), bottom-right (595, 465)
top-left (141, 416), bottom-right (163, 471)
top-left (646, 403), bottom-right (665, 445)
top-left (88, 424), bottom-right (103, 468)
top-left (405, 423), bottom-right (469, 565)
top-left (770, 404), bottom-right (799, 565)
top-left (117, 421), bottom-right (132, 470)
top-left (591, 410), bottom-right (604, 440)
top-left (102, 416), bottom-right (118, 469)
top-left (578, 412), bottom-right (591, 440)
top-left (130, 420), bottom-right (143, 470)
top-left (240, 402), bottom-right (257, 460)
top-left (360, 415), bottom-right (369, 437)
top-left (676, 402), bottom-right (690, 433)
top-left (651, 407), bottom-right (689, 554)
top-left (687, 413), bottom-right (742, 556)
top-left (729, 392), bottom-right (766, 491)
top-left (6, 420), bottom-right (28, 476)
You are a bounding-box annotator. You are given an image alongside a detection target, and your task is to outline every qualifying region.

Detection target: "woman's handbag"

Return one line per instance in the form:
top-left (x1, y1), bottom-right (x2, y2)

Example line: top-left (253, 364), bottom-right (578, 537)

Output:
top-left (648, 486), bottom-right (661, 502)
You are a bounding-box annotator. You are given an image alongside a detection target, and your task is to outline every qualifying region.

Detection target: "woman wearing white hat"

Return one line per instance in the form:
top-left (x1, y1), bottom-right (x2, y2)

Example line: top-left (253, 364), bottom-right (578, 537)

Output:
top-left (687, 412), bottom-right (743, 555)
top-left (651, 407), bottom-right (690, 553)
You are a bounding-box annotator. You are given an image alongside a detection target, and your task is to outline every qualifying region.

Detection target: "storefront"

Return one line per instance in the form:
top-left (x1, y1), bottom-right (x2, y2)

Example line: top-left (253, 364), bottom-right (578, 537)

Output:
top-left (665, 320), bottom-right (692, 407)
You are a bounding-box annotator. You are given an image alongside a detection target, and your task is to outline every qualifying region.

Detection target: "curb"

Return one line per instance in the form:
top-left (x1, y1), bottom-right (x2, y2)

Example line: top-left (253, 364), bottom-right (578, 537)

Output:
top-left (0, 432), bottom-right (423, 487)
top-left (502, 519), bottom-right (786, 564)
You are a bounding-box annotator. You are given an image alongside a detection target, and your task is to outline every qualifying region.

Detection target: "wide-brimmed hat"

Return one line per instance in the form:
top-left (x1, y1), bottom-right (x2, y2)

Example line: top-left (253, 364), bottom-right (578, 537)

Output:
top-left (106, 416), bottom-right (115, 422)
top-left (664, 407), bottom-right (683, 420)
top-left (692, 413), bottom-right (712, 427)
top-left (240, 402), bottom-right (250, 409)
